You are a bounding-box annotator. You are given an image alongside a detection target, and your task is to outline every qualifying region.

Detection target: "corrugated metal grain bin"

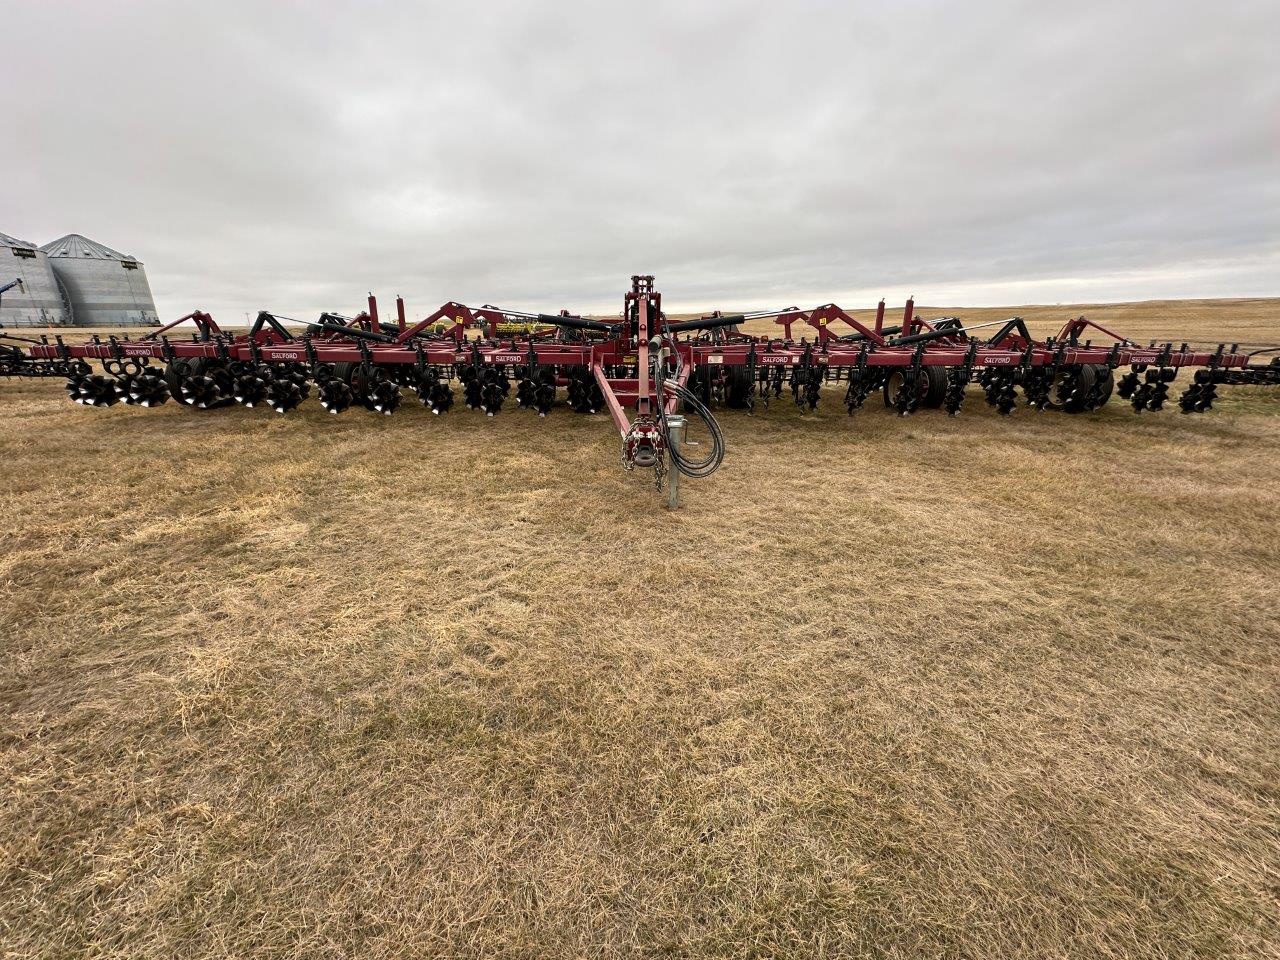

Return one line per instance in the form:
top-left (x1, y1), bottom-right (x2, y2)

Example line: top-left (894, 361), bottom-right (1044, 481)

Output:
top-left (41, 233), bottom-right (158, 326)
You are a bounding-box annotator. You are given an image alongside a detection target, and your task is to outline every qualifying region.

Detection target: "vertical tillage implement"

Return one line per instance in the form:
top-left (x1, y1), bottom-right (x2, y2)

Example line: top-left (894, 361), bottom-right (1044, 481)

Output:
top-left (15, 275), bottom-right (1279, 500)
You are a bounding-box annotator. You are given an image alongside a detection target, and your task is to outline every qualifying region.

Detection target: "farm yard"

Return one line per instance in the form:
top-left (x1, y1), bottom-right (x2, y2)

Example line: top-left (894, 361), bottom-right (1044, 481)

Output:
top-left (1, 297), bottom-right (1278, 958)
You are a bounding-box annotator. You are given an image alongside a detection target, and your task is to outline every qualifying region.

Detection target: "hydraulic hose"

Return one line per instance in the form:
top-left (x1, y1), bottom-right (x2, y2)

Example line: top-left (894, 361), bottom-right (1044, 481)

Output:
top-left (652, 346), bottom-right (724, 479)
top-left (660, 379), bottom-right (725, 478)
top-left (312, 317), bottom-right (400, 343)
top-left (538, 314), bottom-right (616, 333)
top-left (664, 314), bottom-right (745, 334)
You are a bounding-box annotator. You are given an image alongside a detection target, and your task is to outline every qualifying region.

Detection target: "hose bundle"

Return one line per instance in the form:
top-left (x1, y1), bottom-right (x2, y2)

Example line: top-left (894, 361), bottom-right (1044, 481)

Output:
top-left (653, 348), bottom-right (725, 478)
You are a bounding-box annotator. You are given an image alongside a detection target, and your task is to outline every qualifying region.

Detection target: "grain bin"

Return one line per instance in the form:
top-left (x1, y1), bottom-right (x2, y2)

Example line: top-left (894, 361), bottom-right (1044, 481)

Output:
top-left (0, 231), bottom-right (73, 327)
top-left (41, 233), bottom-right (159, 327)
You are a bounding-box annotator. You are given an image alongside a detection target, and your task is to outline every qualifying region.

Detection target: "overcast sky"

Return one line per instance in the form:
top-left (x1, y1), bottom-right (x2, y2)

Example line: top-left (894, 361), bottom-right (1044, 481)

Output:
top-left (6, 1), bottom-right (1278, 320)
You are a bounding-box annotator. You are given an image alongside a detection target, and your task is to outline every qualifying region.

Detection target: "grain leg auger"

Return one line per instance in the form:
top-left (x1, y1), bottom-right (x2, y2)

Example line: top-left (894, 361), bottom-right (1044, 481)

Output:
top-left (15, 275), bottom-right (1279, 505)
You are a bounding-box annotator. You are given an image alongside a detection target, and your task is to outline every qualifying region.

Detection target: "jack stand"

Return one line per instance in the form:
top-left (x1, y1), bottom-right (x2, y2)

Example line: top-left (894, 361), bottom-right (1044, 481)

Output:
top-left (665, 414), bottom-right (686, 510)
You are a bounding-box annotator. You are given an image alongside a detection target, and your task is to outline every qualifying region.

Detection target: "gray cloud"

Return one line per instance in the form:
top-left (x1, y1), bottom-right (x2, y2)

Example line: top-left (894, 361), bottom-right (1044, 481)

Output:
top-left (5, 0), bottom-right (1278, 321)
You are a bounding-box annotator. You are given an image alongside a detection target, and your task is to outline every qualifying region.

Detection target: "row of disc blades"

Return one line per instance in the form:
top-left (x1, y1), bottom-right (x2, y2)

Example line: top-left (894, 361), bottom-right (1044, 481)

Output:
top-left (64, 359), bottom-right (1261, 418)
top-left (66, 372), bottom-right (168, 407)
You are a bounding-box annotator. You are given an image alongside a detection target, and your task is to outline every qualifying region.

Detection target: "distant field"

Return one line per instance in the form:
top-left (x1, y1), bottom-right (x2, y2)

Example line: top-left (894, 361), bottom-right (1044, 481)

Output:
top-left (1, 298), bottom-right (1278, 958)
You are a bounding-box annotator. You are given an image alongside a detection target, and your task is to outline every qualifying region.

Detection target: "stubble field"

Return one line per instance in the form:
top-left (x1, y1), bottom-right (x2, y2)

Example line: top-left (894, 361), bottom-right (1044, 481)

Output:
top-left (1, 297), bottom-right (1278, 958)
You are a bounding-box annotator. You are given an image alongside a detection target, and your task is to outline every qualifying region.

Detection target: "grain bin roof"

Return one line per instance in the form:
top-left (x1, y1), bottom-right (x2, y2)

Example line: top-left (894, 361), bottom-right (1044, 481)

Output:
top-left (40, 234), bottom-right (137, 262)
top-left (0, 231), bottom-right (38, 250)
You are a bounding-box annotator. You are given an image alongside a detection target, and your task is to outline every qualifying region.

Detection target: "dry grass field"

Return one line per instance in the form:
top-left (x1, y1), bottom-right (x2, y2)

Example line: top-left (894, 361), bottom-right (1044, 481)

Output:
top-left (2, 298), bottom-right (1278, 958)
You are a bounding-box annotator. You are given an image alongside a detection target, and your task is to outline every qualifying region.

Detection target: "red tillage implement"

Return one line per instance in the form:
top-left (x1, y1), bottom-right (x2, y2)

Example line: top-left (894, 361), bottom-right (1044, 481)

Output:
top-left (9, 275), bottom-right (1278, 502)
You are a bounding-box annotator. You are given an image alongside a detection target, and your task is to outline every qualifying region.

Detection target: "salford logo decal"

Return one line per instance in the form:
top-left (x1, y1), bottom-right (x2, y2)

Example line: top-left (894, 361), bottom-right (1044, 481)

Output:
top-left (986, 356), bottom-right (1014, 364)
top-left (760, 355), bottom-right (796, 365)
top-left (493, 354), bottom-right (524, 363)
top-left (272, 351), bottom-right (303, 361)
top-left (122, 346), bottom-right (155, 356)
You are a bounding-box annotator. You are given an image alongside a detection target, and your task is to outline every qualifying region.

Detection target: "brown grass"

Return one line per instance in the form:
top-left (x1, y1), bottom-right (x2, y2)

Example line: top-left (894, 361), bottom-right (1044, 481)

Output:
top-left (1, 298), bottom-right (1278, 958)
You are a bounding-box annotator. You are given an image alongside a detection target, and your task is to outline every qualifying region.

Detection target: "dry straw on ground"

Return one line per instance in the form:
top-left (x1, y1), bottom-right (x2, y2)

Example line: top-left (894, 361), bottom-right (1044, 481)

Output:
top-left (1, 298), bottom-right (1278, 958)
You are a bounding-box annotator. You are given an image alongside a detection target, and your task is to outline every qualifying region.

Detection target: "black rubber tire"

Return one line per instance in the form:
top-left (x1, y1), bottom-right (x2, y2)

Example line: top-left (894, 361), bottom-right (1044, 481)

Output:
top-left (333, 361), bottom-right (369, 396)
top-left (883, 369), bottom-right (932, 408)
top-left (688, 366), bottom-right (713, 409)
top-left (1090, 364), bottom-right (1114, 408)
top-left (725, 366), bottom-right (753, 409)
top-left (1058, 364), bottom-right (1098, 414)
top-left (921, 366), bottom-right (948, 409)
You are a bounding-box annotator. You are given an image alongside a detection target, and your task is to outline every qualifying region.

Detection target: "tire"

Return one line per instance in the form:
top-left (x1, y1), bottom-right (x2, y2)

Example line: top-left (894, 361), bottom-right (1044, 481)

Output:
top-left (921, 366), bottom-right (948, 408)
top-left (725, 366), bottom-right (753, 409)
top-left (688, 366), bottom-right (713, 408)
top-left (333, 361), bottom-right (368, 396)
top-left (1055, 364), bottom-right (1097, 414)
top-left (1090, 364), bottom-right (1114, 408)
top-left (883, 369), bottom-right (932, 408)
